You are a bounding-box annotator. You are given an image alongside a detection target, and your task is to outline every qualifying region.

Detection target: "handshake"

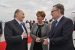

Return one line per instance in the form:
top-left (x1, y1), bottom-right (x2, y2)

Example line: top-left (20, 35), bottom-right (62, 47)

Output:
top-left (35, 37), bottom-right (49, 45)
top-left (43, 38), bottom-right (49, 45)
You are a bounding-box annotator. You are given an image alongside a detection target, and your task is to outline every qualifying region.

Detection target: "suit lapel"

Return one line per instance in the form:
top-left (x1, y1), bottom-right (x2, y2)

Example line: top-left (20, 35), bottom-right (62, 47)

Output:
top-left (51, 16), bottom-right (64, 37)
top-left (13, 19), bottom-right (23, 32)
top-left (49, 21), bottom-right (54, 37)
top-left (23, 23), bottom-right (27, 33)
top-left (50, 21), bottom-right (55, 37)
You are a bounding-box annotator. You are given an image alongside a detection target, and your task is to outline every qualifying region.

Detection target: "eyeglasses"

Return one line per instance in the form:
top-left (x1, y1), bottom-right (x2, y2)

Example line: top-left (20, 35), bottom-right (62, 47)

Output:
top-left (51, 10), bottom-right (58, 13)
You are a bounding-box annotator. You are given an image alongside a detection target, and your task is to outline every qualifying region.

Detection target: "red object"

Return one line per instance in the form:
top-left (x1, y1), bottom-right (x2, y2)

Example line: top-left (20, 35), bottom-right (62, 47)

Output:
top-left (28, 36), bottom-right (32, 43)
top-left (0, 41), bottom-right (6, 50)
top-left (0, 36), bottom-right (32, 50)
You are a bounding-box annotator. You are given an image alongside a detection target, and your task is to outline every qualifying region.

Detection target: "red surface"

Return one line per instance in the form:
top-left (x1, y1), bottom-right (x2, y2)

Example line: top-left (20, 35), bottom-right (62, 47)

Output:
top-left (0, 36), bottom-right (32, 50)
top-left (28, 36), bottom-right (32, 43)
top-left (0, 41), bottom-right (6, 50)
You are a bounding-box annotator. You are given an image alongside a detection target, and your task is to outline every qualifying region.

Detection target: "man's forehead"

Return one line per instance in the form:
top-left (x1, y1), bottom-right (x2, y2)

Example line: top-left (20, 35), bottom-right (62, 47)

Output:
top-left (18, 10), bottom-right (24, 14)
top-left (20, 10), bottom-right (24, 13)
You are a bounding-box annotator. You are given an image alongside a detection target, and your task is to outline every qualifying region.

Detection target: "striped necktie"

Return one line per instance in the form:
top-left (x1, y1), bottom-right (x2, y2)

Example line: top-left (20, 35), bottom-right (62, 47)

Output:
top-left (20, 23), bottom-right (26, 33)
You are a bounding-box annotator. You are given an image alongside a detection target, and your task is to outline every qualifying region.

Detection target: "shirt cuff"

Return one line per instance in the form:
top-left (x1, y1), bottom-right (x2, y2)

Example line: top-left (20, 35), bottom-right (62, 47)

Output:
top-left (21, 35), bottom-right (23, 40)
top-left (47, 38), bottom-right (50, 43)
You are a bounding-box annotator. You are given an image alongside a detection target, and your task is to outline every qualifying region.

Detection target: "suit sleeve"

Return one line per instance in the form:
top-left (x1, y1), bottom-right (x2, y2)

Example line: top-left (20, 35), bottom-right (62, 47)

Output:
top-left (30, 23), bottom-right (37, 41)
top-left (4, 22), bottom-right (22, 44)
top-left (50, 19), bottom-right (73, 45)
top-left (40, 25), bottom-right (50, 42)
top-left (74, 22), bottom-right (75, 30)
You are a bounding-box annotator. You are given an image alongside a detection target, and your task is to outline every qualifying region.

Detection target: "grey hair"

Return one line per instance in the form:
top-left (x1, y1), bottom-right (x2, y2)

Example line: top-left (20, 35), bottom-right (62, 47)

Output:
top-left (14, 9), bottom-right (20, 18)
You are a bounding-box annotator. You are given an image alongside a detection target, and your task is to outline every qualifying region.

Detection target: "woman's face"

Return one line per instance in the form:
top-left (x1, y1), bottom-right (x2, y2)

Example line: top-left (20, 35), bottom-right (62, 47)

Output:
top-left (37, 14), bottom-right (44, 22)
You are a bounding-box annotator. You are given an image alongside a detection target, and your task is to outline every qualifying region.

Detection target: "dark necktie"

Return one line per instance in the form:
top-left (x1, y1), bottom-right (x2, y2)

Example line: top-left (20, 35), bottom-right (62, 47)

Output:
top-left (20, 22), bottom-right (23, 27)
top-left (52, 20), bottom-right (57, 32)
top-left (20, 23), bottom-right (26, 33)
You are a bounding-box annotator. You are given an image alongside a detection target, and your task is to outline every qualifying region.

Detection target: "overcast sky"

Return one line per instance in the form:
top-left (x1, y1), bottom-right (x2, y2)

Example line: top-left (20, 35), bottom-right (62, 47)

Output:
top-left (0, 0), bottom-right (75, 22)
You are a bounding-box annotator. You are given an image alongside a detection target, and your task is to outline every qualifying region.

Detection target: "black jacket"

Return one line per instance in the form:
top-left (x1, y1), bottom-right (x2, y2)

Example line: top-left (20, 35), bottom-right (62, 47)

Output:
top-left (4, 19), bottom-right (28, 50)
top-left (48, 16), bottom-right (74, 50)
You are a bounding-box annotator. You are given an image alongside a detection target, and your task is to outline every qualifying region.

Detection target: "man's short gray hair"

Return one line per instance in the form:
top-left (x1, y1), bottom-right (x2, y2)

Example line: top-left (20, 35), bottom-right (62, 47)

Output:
top-left (14, 9), bottom-right (20, 18)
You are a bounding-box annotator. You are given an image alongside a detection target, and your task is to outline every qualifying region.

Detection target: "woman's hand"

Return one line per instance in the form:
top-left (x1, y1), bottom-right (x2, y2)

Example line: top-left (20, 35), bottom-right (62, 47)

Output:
top-left (36, 37), bottom-right (41, 42)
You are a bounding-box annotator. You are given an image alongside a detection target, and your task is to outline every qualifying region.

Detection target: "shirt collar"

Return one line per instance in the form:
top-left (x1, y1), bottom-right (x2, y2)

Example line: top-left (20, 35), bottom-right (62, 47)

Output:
top-left (57, 15), bottom-right (63, 22)
top-left (15, 18), bottom-right (23, 25)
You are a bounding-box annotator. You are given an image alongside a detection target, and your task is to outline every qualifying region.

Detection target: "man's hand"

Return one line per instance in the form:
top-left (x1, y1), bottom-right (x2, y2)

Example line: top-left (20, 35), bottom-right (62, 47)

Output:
top-left (43, 38), bottom-right (48, 45)
top-left (21, 32), bottom-right (27, 38)
top-left (36, 37), bottom-right (41, 42)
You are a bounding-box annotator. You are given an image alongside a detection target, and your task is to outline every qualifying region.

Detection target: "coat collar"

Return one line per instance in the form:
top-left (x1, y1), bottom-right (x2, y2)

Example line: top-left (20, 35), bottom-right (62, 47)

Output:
top-left (13, 19), bottom-right (27, 33)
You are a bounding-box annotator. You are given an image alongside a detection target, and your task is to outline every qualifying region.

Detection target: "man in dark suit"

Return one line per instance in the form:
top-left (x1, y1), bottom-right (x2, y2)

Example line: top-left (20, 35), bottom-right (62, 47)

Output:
top-left (43, 3), bottom-right (74, 50)
top-left (4, 9), bottom-right (28, 50)
top-left (44, 19), bottom-right (48, 24)
top-left (0, 22), bottom-right (2, 37)
top-left (29, 20), bottom-right (32, 30)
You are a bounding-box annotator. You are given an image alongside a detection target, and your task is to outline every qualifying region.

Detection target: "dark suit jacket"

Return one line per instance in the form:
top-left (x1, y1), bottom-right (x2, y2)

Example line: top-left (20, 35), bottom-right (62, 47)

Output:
top-left (44, 21), bottom-right (48, 24)
top-left (48, 16), bottom-right (74, 50)
top-left (4, 19), bottom-right (28, 50)
top-left (29, 22), bottom-right (32, 30)
top-left (0, 22), bottom-right (2, 34)
top-left (73, 21), bottom-right (75, 30)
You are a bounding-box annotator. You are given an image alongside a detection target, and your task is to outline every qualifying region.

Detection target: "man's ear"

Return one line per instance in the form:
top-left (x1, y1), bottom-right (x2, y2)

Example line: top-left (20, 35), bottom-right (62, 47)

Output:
top-left (16, 13), bottom-right (19, 17)
top-left (58, 10), bottom-right (61, 13)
